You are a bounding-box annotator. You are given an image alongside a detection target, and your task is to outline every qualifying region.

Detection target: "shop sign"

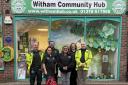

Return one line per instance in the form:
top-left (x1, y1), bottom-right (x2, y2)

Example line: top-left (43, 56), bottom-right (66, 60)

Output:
top-left (11, 0), bottom-right (126, 15)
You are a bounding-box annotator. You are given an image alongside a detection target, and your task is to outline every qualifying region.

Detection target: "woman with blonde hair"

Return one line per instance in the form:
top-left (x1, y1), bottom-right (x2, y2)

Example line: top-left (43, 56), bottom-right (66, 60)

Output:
top-left (58, 45), bottom-right (74, 85)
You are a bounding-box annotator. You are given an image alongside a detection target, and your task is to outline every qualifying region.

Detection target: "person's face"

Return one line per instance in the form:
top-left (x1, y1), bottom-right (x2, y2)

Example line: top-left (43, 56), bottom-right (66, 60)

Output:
top-left (49, 41), bottom-right (55, 48)
top-left (71, 44), bottom-right (76, 50)
top-left (81, 43), bottom-right (86, 49)
top-left (33, 43), bottom-right (39, 50)
top-left (47, 48), bottom-right (52, 55)
top-left (63, 47), bottom-right (69, 53)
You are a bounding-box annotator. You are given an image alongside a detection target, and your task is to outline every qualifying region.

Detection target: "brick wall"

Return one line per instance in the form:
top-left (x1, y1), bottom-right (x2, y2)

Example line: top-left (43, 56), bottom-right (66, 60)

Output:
top-left (0, 0), bottom-right (1, 14)
top-left (0, 61), bottom-right (14, 81)
top-left (120, 15), bottom-right (128, 81)
top-left (0, 0), bottom-right (14, 81)
top-left (120, 1), bottom-right (128, 81)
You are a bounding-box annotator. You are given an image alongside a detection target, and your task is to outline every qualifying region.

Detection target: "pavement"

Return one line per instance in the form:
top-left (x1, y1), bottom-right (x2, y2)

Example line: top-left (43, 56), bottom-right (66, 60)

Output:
top-left (0, 80), bottom-right (128, 85)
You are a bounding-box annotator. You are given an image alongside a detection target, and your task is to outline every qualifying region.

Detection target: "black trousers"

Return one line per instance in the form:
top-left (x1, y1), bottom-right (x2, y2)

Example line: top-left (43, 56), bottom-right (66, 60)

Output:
top-left (70, 68), bottom-right (77, 85)
top-left (30, 68), bottom-right (42, 85)
top-left (54, 64), bottom-right (58, 83)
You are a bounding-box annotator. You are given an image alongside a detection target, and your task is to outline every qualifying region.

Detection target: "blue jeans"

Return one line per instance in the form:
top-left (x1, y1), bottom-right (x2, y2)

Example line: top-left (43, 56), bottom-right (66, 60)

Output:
top-left (61, 72), bottom-right (71, 85)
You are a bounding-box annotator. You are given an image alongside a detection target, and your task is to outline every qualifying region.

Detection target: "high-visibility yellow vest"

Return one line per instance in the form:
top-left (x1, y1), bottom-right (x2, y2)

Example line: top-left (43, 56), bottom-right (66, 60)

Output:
top-left (26, 51), bottom-right (44, 73)
top-left (75, 49), bottom-right (92, 71)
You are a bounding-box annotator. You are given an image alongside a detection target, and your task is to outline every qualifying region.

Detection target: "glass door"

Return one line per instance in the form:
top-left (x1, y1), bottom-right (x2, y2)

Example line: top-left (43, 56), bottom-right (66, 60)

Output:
top-left (14, 16), bottom-right (49, 80)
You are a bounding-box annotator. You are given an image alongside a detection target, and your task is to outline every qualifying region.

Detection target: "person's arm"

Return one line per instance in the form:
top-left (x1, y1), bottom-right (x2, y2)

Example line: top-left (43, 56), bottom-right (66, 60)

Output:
top-left (85, 50), bottom-right (93, 68)
top-left (75, 50), bottom-right (82, 67)
top-left (58, 54), bottom-right (64, 69)
top-left (42, 54), bottom-right (47, 75)
top-left (42, 64), bottom-right (47, 75)
top-left (26, 53), bottom-right (32, 74)
top-left (54, 49), bottom-right (59, 63)
top-left (67, 55), bottom-right (74, 70)
top-left (26, 53), bottom-right (31, 65)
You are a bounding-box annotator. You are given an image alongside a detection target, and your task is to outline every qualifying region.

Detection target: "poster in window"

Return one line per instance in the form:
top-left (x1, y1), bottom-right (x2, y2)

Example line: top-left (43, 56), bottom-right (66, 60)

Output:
top-left (17, 62), bottom-right (26, 79)
top-left (17, 53), bottom-right (26, 79)
top-left (102, 55), bottom-right (109, 62)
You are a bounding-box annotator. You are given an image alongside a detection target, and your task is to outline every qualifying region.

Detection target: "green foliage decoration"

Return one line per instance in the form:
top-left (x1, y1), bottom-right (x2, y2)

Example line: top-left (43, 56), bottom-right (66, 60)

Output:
top-left (86, 22), bottom-right (117, 51)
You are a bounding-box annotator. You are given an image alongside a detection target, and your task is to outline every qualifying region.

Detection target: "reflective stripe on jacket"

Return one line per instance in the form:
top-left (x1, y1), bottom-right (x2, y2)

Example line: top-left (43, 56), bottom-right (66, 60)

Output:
top-left (75, 49), bottom-right (92, 71)
top-left (26, 51), bottom-right (44, 73)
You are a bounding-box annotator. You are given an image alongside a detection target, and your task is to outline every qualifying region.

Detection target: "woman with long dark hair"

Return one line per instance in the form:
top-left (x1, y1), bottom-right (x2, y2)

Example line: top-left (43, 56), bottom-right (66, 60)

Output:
top-left (42, 46), bottom-right (57, 81)
top-left (70, 43), bottom-right (77, 85)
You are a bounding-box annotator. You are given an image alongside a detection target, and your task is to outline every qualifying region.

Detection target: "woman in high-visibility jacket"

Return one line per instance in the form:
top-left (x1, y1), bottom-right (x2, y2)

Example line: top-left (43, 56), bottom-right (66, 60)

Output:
top-left (75, 42), bottom-right (92, 85)
top-left (26, 42), bottom-right (44, 85)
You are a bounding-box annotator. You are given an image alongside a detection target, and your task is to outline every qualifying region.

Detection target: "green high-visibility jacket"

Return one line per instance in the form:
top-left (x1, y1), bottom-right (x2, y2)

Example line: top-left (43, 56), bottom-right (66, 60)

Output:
top-left (26, 51), bottom-right (44, 73)
top-left (75, 49), bottom-right (92, 71)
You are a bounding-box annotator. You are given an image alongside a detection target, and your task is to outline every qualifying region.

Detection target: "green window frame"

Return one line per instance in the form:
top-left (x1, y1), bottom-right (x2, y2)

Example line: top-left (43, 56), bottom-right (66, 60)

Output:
top-left (0, 16), bottom-right (4, 71)
top-left (85, 16), bottom-right (121, 80)
top-left (13, 16), bottom-right (122, 80)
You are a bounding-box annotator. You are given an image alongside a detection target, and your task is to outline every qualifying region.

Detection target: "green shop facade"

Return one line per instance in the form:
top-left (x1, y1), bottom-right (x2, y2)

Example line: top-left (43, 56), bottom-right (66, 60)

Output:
top-left (0, 0), bottom-right (128, 81)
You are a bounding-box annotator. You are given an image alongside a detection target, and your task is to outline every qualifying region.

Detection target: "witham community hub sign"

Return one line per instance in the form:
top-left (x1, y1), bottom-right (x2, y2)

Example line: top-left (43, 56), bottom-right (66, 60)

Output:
top-left (11, 0), bottom-right (126, 15)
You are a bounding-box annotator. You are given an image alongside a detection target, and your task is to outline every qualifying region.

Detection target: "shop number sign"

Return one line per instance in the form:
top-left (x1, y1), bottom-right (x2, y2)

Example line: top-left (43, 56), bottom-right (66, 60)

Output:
top-left (11, 0), bottom-right (126, 15)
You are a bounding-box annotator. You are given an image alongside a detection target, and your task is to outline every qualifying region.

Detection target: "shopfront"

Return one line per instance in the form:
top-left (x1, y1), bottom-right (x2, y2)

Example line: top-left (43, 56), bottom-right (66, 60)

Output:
top-left (11, 0), bottom-right (126, 80)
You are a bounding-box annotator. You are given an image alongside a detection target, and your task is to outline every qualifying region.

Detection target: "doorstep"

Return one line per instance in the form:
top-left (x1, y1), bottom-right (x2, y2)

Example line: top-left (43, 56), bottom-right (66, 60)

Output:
top-left (0, 80), bottom-right (128, 85)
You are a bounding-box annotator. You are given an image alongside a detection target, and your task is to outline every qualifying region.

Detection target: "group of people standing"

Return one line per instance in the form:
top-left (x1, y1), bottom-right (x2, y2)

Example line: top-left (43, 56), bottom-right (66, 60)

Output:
top-left (26, 41), bottom-right (92, 85)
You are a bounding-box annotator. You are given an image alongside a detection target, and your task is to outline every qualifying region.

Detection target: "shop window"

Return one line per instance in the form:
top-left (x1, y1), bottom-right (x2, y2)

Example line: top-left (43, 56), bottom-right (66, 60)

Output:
top-left (16, 19), bottom-right (48, 79)
top-left (51, 19), bottom-right (84, 50)
top-left (14, 17), bottom-right (121, 80)
top-left (86, 20), bottom-right (120, 79)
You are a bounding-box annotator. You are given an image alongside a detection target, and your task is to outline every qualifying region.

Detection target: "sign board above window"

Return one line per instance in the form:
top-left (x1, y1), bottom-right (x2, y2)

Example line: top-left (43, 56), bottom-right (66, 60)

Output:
top-left (11, 0), bottom-right (126, 15)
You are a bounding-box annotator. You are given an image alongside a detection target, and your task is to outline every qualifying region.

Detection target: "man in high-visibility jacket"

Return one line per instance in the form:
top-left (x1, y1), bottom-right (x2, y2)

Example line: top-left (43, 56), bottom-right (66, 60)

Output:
top-left (75, 42), bottom-right (92, 85)
top-left (26, 42), bottom-right (44, 85)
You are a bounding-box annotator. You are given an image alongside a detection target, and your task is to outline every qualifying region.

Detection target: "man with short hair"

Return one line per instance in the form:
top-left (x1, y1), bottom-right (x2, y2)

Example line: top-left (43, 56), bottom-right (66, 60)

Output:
top-left (26, 42), bottom-right (44, 85)
top-left (48, 41), bottom-right (59, 57)
top-left (75, 42), bottom-right (92, 85)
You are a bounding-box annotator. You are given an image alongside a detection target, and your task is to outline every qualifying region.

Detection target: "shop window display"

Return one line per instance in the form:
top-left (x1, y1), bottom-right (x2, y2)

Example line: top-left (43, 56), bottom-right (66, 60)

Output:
top-left (51, 19), bottom-right (84, 50)
top-left (16, 19), bottom-right (48, 79)
top-left (86, 20), bottom-right (120, 79)
top-left (14, 17), bottom-right (121, 80)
